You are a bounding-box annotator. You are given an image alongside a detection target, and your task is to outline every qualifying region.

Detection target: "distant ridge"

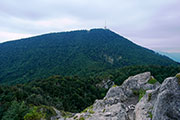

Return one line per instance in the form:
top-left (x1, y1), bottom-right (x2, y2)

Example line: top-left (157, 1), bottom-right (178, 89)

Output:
top-left (158, 51), bottom-right (180, 63)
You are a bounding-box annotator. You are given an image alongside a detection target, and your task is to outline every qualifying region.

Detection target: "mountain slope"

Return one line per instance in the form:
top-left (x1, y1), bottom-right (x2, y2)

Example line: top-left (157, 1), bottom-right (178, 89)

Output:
top-left (0, 28), bottom-right (178, 84)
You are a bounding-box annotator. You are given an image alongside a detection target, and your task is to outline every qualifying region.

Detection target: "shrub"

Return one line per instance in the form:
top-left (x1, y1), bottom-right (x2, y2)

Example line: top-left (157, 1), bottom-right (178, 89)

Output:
top-left (112, 84), bottom-right (118, 87)
top-left (148, 111), bottom-right (153, 119)
top-left (148, 77), bottom-right (157, 84)
top-left (148, 93), bottom-right (152, 102)
top-left (81, 105), bottom-right (93, 113)
top-left (61, 111), bottom-right (73, 118)
top-left (89, 109), bottom-right (95, 114)
top-left (2, 101), bottom-right (29, 120)
top-left (139, 89), bottom-right (146, 101)
top-left (176, 73), bottom-right (180, 84)
top-left (132, 90), bottom-right (139, 96)
top-left (79, 116), bottom-right (85, 120)
top-left (24, 106), bottom-right (46, 120)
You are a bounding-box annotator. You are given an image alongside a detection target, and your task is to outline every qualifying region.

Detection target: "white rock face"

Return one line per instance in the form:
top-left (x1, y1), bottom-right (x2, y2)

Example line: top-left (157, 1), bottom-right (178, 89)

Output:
top-left (53, 72), bottom-right (180, 120)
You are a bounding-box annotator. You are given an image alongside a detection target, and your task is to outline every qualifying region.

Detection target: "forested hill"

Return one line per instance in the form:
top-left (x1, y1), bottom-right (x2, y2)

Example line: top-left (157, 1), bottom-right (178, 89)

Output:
top-left (0, 28), bottom-right (178, 84)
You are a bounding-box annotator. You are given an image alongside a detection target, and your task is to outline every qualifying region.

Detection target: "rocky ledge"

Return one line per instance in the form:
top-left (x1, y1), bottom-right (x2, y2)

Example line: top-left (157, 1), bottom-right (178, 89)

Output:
top-left (52, 72), bottom-right (180, 120)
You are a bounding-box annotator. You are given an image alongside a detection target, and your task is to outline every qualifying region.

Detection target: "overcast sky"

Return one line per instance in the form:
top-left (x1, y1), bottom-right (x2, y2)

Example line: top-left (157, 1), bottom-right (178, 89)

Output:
top-left (0, 0), bottom-right (179, 53)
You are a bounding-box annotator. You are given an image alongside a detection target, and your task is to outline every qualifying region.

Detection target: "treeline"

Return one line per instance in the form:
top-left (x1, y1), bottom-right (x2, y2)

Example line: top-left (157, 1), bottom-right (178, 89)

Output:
top-left (0, 65), bottom-right (180, 119)
top-left (0, 75), bottom-right (107, 120)
top-left (101, 65), bottom-right (180, 84)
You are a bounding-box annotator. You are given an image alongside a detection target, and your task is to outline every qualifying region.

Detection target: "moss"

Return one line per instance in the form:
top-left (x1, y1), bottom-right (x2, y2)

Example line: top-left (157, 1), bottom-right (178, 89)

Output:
top-left (148, 76), bottom-right (157, 84)
top-left (61, 111), bottom-right (73, 118)
top-left (39, 105), bottom-right (57, 118)
top-left (139, 89), bottom-right (146, 101)
top-left (112, 84), bottom-right (118, 87)
top-left (79, 116), bottom-right (85, 120)
top-left (132, 90), bottom-right (139, 96)
top-left (81, 105), bottom-right (94, 114)
top-left (133, 89), bottom-right (146, 101)
top-left (24, 105), bottom-right (57, 120)
top-left (89, 110), bottom-right (95, 114)
top-left (148, 112), bottom-right (153, 119)
top-left (73, 115), bottom-right (78, 119)
top-left (148, 93), bottom-right (152, 102)
top-left (176, 73), bottom-right (180, 84)
top-left (24, 106), bottom-right (46, 120)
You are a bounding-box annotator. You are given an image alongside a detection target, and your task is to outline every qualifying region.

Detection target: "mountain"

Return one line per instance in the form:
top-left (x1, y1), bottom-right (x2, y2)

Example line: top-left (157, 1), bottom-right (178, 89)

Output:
top-left (158, 51), bottom-right (180, 63)
top-left (0, 28), bottom-right (178, 84)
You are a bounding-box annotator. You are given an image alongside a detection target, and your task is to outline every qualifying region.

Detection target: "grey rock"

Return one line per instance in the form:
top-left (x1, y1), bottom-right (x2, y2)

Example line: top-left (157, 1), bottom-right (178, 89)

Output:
top-left (89, 103), bottom-right (128, 120)
top-left (51, 107), bottom-right (65, 120)
top-left (134, 88), bottom-right (159, 120)
top-left (96, 79), bottom-right (114, 89)
top-left (152, 76), bottom-right (180, 120)
top-left (105, 72), bottom-right (160, 102)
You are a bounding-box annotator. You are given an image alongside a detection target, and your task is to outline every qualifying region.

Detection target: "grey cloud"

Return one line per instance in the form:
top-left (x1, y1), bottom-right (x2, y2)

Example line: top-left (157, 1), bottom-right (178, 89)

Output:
top-left (0, 0), bottom-right (179, 53)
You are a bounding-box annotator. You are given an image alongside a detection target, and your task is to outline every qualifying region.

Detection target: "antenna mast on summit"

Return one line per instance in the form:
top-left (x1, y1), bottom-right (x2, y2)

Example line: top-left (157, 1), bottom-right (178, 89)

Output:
top-left (104, 20), bottom-right (107, 29)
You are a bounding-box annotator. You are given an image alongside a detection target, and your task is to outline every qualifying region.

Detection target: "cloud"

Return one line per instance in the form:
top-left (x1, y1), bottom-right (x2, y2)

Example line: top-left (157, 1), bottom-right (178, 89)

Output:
top-left (0, 31), bottom-right (32, 43)
top-left (0, 0), bottom-right (179, 53)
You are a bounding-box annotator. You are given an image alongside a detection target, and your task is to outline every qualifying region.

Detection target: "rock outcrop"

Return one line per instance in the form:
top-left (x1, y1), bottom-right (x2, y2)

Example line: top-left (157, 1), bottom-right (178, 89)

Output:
top-left (152, 76), bottom-right (180, 120)
top-left (54, 72), bottom-right (180, 120)
top-left (96, 79), bottom-right (114, 89)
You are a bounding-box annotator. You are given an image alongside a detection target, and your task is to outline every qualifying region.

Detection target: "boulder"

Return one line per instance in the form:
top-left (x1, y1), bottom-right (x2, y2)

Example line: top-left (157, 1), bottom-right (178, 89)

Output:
top-left (152, 76), bottom-right (180, 120)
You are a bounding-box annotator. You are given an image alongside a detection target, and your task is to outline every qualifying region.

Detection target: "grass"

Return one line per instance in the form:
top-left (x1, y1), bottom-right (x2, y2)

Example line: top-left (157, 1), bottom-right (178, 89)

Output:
top-left (73, 115), bottom-right (78, 119)
top-left (176, 73), bottom-right (180, 84)
top-left (148, 76), bottom-right (157, 84)
top-left (89, 110), bottom-right (95, 114)
top-left (148, 93), bottom-right (152, 102)
top-left (103, 109), bottom-right (106, 113)
top-left (112, 84), bottom-right (118, 87)
top-left (139, 89), bottom-right (146, 101)
top-left (61, 111), bottom-right (73, 118)
top-left (79, 116), bottom-right (85, 120)
top-left (148, 112), bottom-right (153, 119)
top-left (132, 90), bottom-right (139, 96)
top-left (133, 89), bottom-right (146, 101)
top-left (81, 105), bottom-right (94, 114)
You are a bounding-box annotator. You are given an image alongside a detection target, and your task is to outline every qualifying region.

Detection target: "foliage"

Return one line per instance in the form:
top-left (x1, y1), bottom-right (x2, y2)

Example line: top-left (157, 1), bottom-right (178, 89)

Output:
top-left (148, 77), bottom-right (157, 84)
top-left (1, 101), bottom-right (29, 120)
top-left (112, 84), bottom-right (118, 87)
top-left (132, 89), bottom-right (146, 101)
top-left (176, 73), bottom-right (180, 84)
top-left (24, 106), bottom-right (46, 120)
top-left (61, 111), bottom-right (73, 118)
top-left (0, 75), bottom-right (107, 119)
top-left (0, 29), bottom-right (179, 85)
top-left (148, 93), bottom-right (152, 102)
top-left (107, 65), bottom-right (180, 84)
top-left (79, 116), bottom-right (85, 120)
top-left (139, 89), bottom-right (146, 101)
top-left (81, 105), bottom-right (94, 114)
top-left (148, 111), bottom-right (153, 119)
